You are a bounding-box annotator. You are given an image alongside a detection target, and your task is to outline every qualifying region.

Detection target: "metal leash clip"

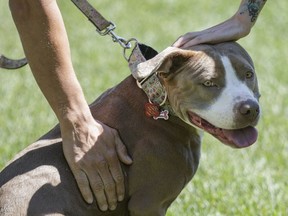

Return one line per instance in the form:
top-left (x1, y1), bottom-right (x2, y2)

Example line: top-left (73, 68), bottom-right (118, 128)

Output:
top-left (71, 0), bottom-right (138, 61)
top-left (95, 21), bottom-right (138, 59)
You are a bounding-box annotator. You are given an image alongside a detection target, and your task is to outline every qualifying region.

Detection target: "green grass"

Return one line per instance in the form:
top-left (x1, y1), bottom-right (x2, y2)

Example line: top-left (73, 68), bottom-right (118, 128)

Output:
top-left (1, 1), bottom-right (287, 215)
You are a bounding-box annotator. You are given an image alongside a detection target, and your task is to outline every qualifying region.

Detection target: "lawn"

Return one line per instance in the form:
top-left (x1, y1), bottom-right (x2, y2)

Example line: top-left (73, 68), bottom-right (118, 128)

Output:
top-left (0, 1), bottom-right (287, 215)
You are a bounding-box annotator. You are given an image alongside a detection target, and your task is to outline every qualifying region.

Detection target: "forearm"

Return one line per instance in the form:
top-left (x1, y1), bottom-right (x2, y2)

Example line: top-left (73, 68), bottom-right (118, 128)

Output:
top-left (173, 0), bottom-right (267, 47)
top-left (234, 0), bottom-right (267, 35)
top-left (202, 0), bottom-right (267, 38)
top-left (9, 0), bottom-right (90, 123)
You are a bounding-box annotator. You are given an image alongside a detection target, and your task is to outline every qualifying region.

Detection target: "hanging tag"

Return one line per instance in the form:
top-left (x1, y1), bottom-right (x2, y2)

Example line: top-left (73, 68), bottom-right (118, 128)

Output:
top-left (145, 103), bottom-right (160, 118)
top-left (145, 103), bottom-right (169, 120)
top-left (153, 110), bottom-right (169, 120)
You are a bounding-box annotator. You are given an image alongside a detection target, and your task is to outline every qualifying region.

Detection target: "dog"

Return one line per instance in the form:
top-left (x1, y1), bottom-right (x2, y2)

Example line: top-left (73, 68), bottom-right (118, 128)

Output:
top-left (0, 42), bottom-right (260, 216)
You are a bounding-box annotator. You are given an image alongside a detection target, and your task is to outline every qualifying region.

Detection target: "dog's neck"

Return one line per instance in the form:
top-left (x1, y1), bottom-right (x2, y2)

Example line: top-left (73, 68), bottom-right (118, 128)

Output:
top-left (136, 72), bottom-right (175, 120)
top-left (137, 72), bottom-right (166, 105)
top-left (128, 45), bottom-right (177, 120)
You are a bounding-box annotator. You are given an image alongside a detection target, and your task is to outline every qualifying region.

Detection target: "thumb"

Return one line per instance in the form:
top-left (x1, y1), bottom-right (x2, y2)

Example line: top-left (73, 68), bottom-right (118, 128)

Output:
top-left (114, 135), bottom-right (132, 165)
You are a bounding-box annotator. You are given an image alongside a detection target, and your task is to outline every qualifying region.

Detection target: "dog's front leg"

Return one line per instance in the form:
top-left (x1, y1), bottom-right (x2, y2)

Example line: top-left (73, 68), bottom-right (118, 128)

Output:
top-left (128, 193), bottom-right (167, 216)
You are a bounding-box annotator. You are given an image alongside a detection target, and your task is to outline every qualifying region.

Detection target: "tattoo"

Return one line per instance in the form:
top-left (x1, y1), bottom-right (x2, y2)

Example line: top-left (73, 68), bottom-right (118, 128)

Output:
top-left (240, 0), bottom-right (267, 23)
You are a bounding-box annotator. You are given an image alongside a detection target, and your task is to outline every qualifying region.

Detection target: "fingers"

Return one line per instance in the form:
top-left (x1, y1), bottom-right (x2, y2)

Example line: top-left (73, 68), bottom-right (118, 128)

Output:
top-left (85, 137), bottom-right (127, 211)
top-left (111, 130), bottom-right (131, 201)
top-left (62, 144), bottom-right (95, 205)
top-left (91, 182), bottom-right (108, 211)
top-left (92, 130), bottom-right (130, 208)
top-left (173, 38), bottom-right (190, 48)
top-left (71, 168), bottom-right (94, 204)
top-left (179, 38), bottom-right (202, 49)
top-left (111, 166), bottom-right (125, 202)
top-left (172, 36), bottom-right (188, 48)
top-left (173, 31), bottom-right (217, 49)
top-left (173, 32), bottom-right (198, 48)
top-left (87, 167), bottom-right (110, 211)
top-left (62, 120), bottom-right (131, 212)
top-left (78, 157), bottom-right (119, 211)
top-left (107, 147), bottom-right (126, 202)
top-left (93, 158), bottom-right (118, 211)
top-left (114, 133), bottom-right (133, 165)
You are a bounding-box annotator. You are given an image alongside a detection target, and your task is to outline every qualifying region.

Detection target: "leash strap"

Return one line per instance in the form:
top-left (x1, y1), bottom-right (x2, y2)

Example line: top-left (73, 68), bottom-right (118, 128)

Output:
top-left (71, 0), bottom-right (135, 53)
top-left (1, 0), bottom-right (158, 70)
top-left (2, 0), bottom-right (112, 69)
top-left (0, 55), bottom-right (27, 69)
top-left (71, 0), bottom-right (111, 32)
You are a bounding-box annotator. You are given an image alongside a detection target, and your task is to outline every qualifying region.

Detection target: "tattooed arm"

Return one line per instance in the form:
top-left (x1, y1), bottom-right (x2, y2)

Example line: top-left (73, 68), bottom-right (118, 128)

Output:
top-left (173, 0), bottom-right (267, 48)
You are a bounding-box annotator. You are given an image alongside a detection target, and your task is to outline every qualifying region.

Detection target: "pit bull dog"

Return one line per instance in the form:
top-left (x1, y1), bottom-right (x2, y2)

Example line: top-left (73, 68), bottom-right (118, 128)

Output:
top-left (0, 42), bottom-right (260, 216)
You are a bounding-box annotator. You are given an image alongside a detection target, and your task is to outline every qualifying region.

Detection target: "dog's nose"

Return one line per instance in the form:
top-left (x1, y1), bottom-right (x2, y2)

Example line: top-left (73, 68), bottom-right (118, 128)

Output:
top-left (238, 99), bottom-right (260, 120)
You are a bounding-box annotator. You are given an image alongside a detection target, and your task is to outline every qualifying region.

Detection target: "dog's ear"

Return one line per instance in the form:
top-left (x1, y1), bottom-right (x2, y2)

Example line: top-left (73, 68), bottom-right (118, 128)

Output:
top-left (157, 51), bottom-right (194, 79)
top-left (133, 47), bottom-right (195, 80)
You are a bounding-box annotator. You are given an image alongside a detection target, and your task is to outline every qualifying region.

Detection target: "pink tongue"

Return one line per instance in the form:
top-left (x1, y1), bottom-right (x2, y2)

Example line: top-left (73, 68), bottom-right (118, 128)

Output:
top-left (222, 126), bottom-right (258, 148)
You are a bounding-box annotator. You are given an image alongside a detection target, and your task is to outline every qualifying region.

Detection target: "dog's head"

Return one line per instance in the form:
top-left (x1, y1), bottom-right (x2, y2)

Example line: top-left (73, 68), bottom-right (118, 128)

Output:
top-left (154, 42), bottom-right (260, 148)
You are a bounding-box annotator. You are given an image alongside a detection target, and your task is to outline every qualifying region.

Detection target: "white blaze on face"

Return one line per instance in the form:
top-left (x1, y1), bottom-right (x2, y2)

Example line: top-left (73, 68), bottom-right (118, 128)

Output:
top-left (192, 56), bottom-right (257, 129)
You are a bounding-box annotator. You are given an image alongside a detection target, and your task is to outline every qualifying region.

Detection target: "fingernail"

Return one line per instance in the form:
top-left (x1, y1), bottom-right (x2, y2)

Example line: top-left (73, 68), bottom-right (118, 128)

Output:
top-left (100, 204), bottom-right (108, 211)
top-left (109, 204), bottom-right (117, 211)
top-left (86, 197), bottom-right (93, 204)
top-left (118, 195), bottom-right (124, 201)
top-left (127, 156), bottom-right (133, 163)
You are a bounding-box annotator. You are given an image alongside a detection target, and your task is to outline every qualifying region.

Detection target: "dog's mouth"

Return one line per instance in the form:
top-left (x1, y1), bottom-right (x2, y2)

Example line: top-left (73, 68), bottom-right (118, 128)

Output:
top-left (187, 112), bottom-right (258, 148)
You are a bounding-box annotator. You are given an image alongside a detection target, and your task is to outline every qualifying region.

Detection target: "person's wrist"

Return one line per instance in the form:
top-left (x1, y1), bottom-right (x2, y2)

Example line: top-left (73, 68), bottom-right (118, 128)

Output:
top-left (233, 14), bottom-right (252, 38)
top-left (57, 99), bottom-right (94, 130)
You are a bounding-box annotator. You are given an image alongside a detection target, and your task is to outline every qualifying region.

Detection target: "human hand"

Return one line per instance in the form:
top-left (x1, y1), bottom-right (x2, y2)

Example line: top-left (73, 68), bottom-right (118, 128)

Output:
top-left (173, 16), bottom-right (251, 48)
top-left (60, 115), bottom-right (132, 211)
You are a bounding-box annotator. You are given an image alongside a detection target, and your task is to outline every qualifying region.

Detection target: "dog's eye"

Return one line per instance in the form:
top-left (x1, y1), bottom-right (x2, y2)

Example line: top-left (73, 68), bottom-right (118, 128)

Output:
top-left (245, 71), bottom-right (254, 79)
top-left (202, 80), bottom-right (215, 87)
